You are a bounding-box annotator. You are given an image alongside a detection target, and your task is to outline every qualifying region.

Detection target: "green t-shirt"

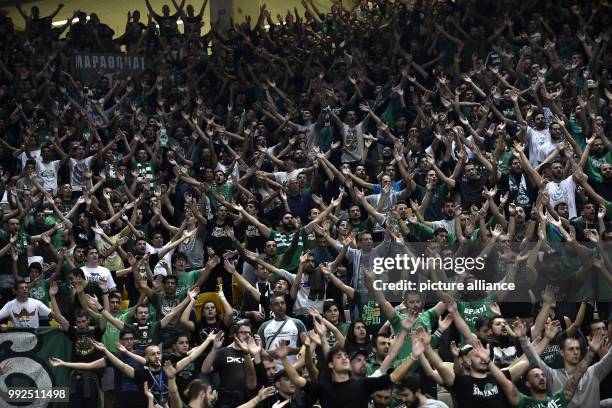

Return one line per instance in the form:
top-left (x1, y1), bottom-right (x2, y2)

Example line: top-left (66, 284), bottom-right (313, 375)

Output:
top-left (585, 153), bottom-right (612, 182)
top-left (29, 279), bottom-right (50, 323)
top-left (513, 389), bottom-right (567, 408)
top-left (390, 308), bottom-right (438, 364)
top-left (97, 308), bottom-right (133, 352)
top-left (270, 228), bottom-right (307, 272)
top-left (457, 293), bottom-right (497, 335)
top-left (210, 184), bottom-right (235, 210)
top-left (0, 228), bottom-right (30, 277)
top-left (416, 184), bottom-right (450, 221)
top-left (150, 292), bottom-right (184, 321)
top-left (175, 269), bottom-right (201, 299)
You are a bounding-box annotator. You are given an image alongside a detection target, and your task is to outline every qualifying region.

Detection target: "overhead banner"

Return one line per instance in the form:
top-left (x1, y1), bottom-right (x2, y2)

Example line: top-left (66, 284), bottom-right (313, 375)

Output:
top-left (0, 328), bottom-right (72, 408)
top-left (72, 53), bottom-right (146, 82)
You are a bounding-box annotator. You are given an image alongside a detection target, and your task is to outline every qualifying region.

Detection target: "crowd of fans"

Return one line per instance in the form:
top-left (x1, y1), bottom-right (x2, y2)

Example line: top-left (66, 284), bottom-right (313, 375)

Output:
top-left (0, 0), bottom-right (611, 407)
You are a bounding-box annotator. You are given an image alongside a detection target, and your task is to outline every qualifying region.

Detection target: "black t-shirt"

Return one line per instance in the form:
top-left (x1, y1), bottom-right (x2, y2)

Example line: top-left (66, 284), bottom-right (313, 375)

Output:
top-left (302, 374), bottom-right (392, 408)
top-left (498, 172), bottom-right (537, 214)
top-left (126, 320), bottom-right (162, 352)
top-left (67, 325), bottom-right (104, 363)
top-left (154, 15), bottom-right (179, 38)
top-left (450, 373), bottom-right (511, 408)
top-left (106, 352), bottom-right (145, 408)
top-left (134, 366), bottom-right (169, 406)
top-left (212, 347), bottom-right (250, 398)
top-left (456, 177), bottom-right (491, 210)
top-left (204, 220), bottom-right (234, 255)
top-left (236, 218), bottom-right (270, 252)
top-left (241, 281), bottom-right (274, 318)
top-left (168, 353), bottom-right (199, 401)
top-left (194, 316), bottom-right (227, 344)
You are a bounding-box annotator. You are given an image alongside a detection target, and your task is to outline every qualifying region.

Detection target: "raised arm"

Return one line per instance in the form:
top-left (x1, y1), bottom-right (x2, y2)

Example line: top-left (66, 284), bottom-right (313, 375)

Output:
top-left (91, 340), bottom-right (135, 378)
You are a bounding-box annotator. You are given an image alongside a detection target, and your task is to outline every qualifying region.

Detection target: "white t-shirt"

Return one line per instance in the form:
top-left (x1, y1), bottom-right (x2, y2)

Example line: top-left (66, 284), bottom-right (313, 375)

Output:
top-left (81, 265), bottom-right (117, 290)
top-left (341, 121), bottom-right (365, 163)
top-left (296, 123), bottom-right (318, 158)
top-left (546, 176), bottom-right (577, 218)
top-left (35, 159), bottom-right (61, 195)
top-left (69, 156), bottom-right (94, 192)
top-left (146, 242), bottom-right (173, 276)
top-left (18, 149), bottom-right (41, 168)
top-left (537, 140), bottom-right (560, 164)
top-left (431, 218), bottom-right (455, 235)
top-left (0, 298), bottom-right (51, 328)
top-left (527, 126), bottom-right (551, 167)
top-left (258, 317), bottom-right (306, 369)
top-left (274, 168), bottom-right (305, 184)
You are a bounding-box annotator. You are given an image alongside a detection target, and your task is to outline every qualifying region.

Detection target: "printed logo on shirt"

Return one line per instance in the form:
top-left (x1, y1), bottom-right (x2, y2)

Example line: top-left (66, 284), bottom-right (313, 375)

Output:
top-left (12, 308), bottom-right (35, 324)
top-left (472, 383), bottom-right (500, 398)
top-left (226, 356), bottom-right (244, 363)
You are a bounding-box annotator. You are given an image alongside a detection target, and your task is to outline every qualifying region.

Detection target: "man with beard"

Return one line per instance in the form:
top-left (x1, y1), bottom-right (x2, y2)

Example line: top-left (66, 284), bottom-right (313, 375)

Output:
top-left (92, 332), bottom-right (214, 407)
top-left (455, 159), bottom-right (497, 211)
top-left (518, 110), bottom-right (550, 167)
top-left (537, 119), bottom-right (581, 165)
top-left (276, 324), bottom-right (425, 408)
top-left (499, 153), bottom-right (538, 215)
top-left (570, 201), bottom-right (599, 242)
top-left (350, 348), bottom-right (369, 378)
top-left (518, 318), bottom-right (612, 408)
top-left (489, 317), bottom-right (522, 368)
top-left (394, 373), bottom-right (449, 408)
top-left (580, 136), bottom-right (612, 201)
top-left (494, 320), bottom-right (606, 408)
top-left (517, 141), bottom-right (581, 220)
top-left (415, 198), bottom-right (457, 235)
top-left (367, 334), bottom-right (390, 376)
top-left (423, 326), bottom-right (529, 408)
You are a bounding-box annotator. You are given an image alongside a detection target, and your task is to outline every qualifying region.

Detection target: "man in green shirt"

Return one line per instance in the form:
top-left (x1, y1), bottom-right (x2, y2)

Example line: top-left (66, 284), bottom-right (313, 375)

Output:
top-left (488, 326), bottom-right (604, 408)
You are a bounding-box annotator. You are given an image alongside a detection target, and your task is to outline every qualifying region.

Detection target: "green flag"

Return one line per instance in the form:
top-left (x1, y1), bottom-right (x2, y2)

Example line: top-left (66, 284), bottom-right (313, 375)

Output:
top-left (0, 328), bottom-right (72, 407)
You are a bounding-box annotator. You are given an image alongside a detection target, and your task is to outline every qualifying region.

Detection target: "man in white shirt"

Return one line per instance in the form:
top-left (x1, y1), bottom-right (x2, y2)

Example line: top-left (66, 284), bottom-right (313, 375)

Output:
top-left (537, 122), bottom-right (564, 164)
top-left (81, 247), bottom-right (116, 290)
top-left (545, 161), bottom-right (578, 219)
top-left (329, 104), bottom-right (372, 163)
top-left (259, 293), bottom-right (307, 369)
top-left (35, 144), bottom-right (68, 196)
top-left (0, 280), bottom-right (54, 329)
top-left (68, 143), bottom-right (95, 192)
top-left (520, 111), bottom-right (550, 167)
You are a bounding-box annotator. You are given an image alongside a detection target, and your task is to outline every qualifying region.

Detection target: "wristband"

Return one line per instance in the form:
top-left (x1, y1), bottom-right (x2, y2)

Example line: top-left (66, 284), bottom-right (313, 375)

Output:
top-left (98, 307), bottom-right (104, 313)
top-left (409, 353), bottom-right (419, 361)
top-left (433, 329), bottom-right (443, 338)
top-left (102, 291), bottom-right (109, 295)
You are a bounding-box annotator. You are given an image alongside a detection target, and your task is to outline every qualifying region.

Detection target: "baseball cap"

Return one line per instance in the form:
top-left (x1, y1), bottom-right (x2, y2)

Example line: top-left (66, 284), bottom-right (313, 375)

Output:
top-left (459, 344), bottom-right (474, 357)
top-left (28, 262), bottom-right (43, 272)
top-left (349, 348), bottom-right (369, 360)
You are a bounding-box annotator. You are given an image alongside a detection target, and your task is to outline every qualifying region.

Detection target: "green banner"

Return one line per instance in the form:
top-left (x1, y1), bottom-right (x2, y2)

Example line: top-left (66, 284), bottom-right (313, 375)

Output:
top-left (0, 328), bottom-right (72, 408)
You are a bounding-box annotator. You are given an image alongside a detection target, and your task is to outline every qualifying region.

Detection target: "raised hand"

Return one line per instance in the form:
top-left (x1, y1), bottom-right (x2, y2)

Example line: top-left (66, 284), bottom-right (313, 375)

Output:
top-left (544, 320), bottom-right (561, 340)
top-left (272, 340), bottom-right (289, 359)
top-left (512, 319), bottom-right (526, 338)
